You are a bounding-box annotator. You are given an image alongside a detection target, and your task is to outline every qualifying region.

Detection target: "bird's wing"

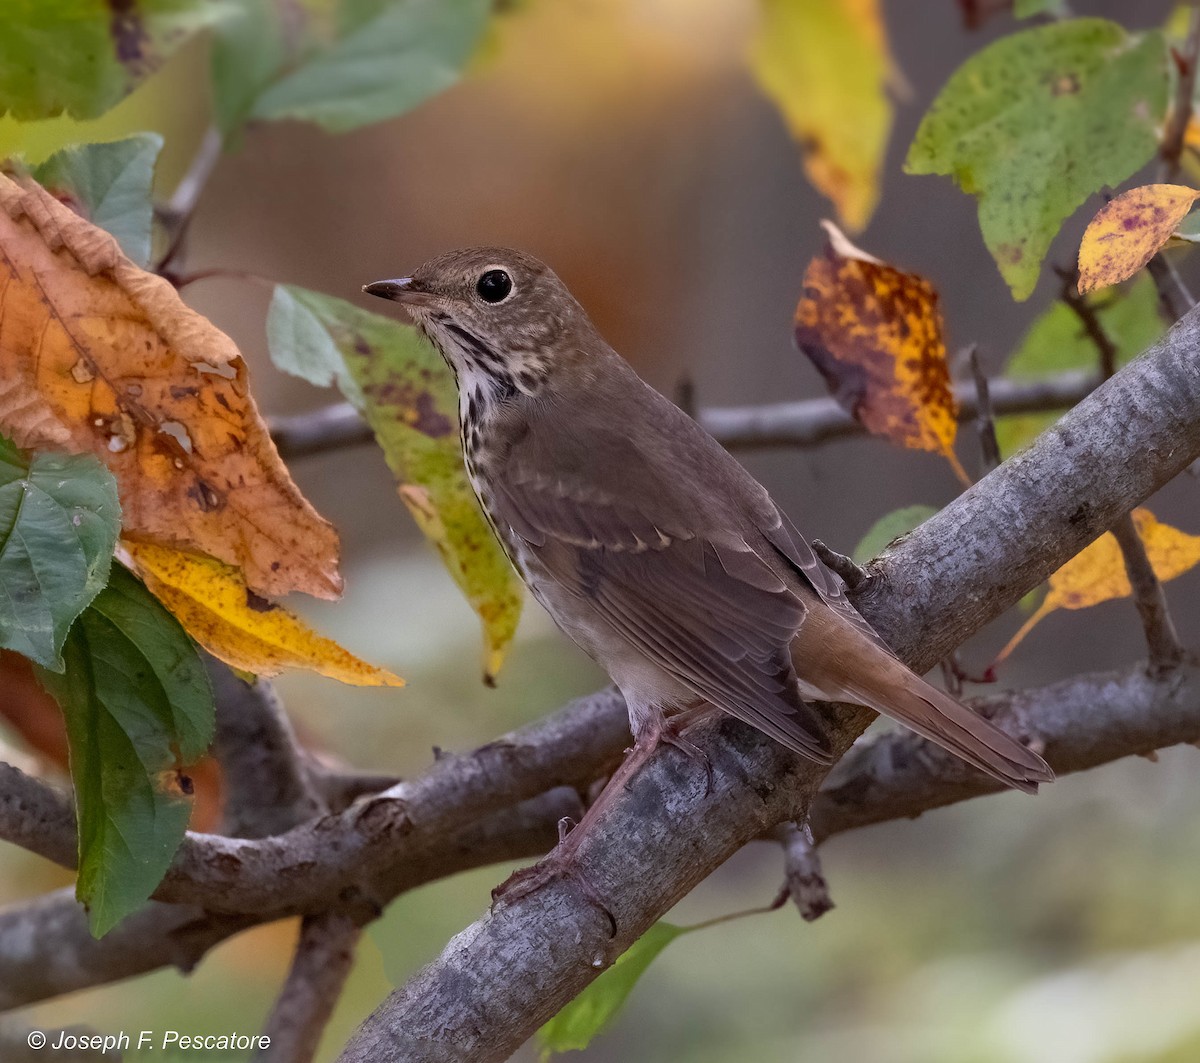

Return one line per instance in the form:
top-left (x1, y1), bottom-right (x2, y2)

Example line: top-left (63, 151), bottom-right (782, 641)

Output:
top-left (753, 500), bottom-right (893, 654)
top-left (488, 456), bottom-right (833, 762)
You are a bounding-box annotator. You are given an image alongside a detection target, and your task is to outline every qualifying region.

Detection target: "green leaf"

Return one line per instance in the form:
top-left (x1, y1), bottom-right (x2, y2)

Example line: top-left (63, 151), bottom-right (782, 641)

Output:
top-left (37, 566), bottom-right (214, 937)
top-left (1172, 209), bottom-right (1200, 243)
top-left (209, 0), bottom-right (289, 138)
top-left (906, 20), bottom-right (1168, 300)
top-left (853, 505), bottom-right (940, 563)
top-left (267, 285), bottom-right (522, 680)
top-left (213, 0), bottom-right (492, 136)
top-left (0, 0), bottom-right (234, 121)
top-left (995, 274), bottom-right (1164, 454)
top-left (32, 134), bottom-right (163, 267)
top-left (0, 435), bottom-right (120, 669)
top-left (537, 922), bottom-right (688, 1057)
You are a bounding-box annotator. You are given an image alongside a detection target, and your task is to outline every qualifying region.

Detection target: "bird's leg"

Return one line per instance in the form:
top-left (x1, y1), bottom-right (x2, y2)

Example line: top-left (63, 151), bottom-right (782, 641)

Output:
top-left (659, 698), bottom-right (719, 794)
top-left (491, 704), bottom-right (714, 929)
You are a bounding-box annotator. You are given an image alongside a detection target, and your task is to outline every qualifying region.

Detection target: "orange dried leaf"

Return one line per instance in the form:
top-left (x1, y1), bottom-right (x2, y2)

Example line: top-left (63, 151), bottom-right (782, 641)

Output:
top-left (121, 543), bottom-right (403, 687)
top-left (0, 172), bottom-right (341, 600)
top-left (1077, 183), bottom-right (1200, 293)
top-left (994, 509), bottom-right (1200, 664)
top-left (794, 221), bottom-right (963, 478)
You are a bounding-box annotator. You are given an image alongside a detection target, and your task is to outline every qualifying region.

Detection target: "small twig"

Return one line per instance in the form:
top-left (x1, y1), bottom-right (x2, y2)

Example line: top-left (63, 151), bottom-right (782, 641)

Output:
top-left (969, 347), bottom-right (1001, 472)
top-left (1057, 278), bottom-right (1186, 674)
top-left (155, 126), bottom-right (222, 274)
top-left (1056, 267), bottom-right (1119, 378)
top-left (309, 764), bottom-right (403, 813)
top-left (773, 822), bottom-right (834, 922)
top-left (1161, 2), bottom-right (1200, 183)
top-left (1111, 514), bottom-right (1186, 672)
top-left (674, 375), bottom-right (697, 419)
top-left (811, 539), bottom-right (870, 589)
top-left (171, 267), bottom-right (276, 291)
top-left (257, 912), bottom-right (362, 1063)
top-left (1144, 5), bottom-right (1200, 319)
top-left (1145, 254), bottom-right (1196, 322)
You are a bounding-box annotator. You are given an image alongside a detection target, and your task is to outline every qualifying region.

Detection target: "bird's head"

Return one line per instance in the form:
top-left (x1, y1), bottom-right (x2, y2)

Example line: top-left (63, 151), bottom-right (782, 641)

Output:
top-left (363, 247), bottom-right (598, 402)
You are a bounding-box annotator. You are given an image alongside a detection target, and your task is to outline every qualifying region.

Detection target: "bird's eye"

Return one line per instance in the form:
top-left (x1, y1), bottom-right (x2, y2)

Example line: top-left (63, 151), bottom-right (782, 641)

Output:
top-left (476, 269), bottom-right (513, 303)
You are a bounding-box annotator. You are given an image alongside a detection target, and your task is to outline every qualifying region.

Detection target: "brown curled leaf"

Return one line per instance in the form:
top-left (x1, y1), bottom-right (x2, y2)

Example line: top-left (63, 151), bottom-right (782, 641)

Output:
top-left (794, 221), bottom-right (966, 483)
top-left (0, 172), bottom-right (341, 600)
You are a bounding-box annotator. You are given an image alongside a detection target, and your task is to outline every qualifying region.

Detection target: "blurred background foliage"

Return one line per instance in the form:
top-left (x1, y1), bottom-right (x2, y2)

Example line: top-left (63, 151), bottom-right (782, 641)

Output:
top-left (3, 1), bottom-right (1200, 1060)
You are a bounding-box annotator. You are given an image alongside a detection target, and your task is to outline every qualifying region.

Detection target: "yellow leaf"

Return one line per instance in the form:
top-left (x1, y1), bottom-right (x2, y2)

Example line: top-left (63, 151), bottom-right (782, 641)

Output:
top-left (794, 221), bottom-right (967, 483)
top-left (994, 509), bottom-right (1200, 664)
top-left (751, 0), bottom-right (894, 231)
top-left (1077, 183), bottom-right (1200, 293)
top-left (0, 172), bottom-right (341, 601)
top-left (120, 542), bottom-right (403, 688)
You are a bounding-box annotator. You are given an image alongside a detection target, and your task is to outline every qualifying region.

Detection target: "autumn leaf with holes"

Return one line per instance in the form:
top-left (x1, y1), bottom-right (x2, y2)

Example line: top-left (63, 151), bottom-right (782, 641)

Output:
top-left (0, 171), bottom-right (341, 601)
top-left (1077, 184), bottom-right (1200, 293)
top-left (794, 221), bottom-right (967, 484)
top-left (993, 509), bottom-right (1200, 666)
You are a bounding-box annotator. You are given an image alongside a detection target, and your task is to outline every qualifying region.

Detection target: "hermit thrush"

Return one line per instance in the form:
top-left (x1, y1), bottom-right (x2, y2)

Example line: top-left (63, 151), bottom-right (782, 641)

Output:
top-left (364, 248), bottom-right (1052, 881)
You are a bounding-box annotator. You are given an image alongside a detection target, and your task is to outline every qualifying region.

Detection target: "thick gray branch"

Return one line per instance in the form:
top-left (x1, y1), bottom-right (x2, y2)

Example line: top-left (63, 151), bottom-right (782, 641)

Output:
top-left (337, 305), bottom-right (1200, 1062)
top-left (0, 889), bottom-right (254, 1011)
top-left (0, 763), bottom-right (74, 868)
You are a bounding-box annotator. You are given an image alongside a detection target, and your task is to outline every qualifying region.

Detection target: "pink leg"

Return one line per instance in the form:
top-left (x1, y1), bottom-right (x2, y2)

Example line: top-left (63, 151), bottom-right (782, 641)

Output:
top-left (491, 709), bottom-right (713, 930)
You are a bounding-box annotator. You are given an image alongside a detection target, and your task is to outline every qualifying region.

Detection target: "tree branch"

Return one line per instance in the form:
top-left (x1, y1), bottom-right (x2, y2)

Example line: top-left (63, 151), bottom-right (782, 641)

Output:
top-left (3, 655), bottom-right (1198, 1010)
top-left (810, 657), bottom-right (1200, 840)
top-left (259, 912), bottom-right (361, 1063)
top-left (206, 663), bottom-right (325, 838)
top-left (335, 304), bottom-right (1200, 1063)
top-left (1111, 515), bottom-right (1186, 671)
top-left (269, 372), bottom-right (1099, 460)
top-left (0, 762), bottom-right (75, 869)
top-left (0, 889), bottom-right (255, 1011)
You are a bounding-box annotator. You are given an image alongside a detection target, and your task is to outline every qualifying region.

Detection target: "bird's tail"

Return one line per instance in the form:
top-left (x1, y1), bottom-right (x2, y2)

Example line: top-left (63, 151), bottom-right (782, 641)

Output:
top-left (792, 611), bottom-right (1053, 794)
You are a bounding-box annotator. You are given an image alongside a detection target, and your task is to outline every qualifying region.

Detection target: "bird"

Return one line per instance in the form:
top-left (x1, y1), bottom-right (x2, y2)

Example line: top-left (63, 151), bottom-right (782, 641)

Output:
top-left (363, 248), bottom-right (1053, 898)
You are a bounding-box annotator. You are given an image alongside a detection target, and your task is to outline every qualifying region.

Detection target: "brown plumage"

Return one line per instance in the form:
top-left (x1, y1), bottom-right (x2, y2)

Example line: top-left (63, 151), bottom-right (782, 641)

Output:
top-left (364, 248), bottom-right (1052, 809)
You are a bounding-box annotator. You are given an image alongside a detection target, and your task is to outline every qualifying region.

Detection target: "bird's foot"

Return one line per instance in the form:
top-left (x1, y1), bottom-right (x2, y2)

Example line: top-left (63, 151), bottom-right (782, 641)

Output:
top-left (491, 845), bottom-right (616, 935)
top-left (656, 707), bottom-right (717, 796)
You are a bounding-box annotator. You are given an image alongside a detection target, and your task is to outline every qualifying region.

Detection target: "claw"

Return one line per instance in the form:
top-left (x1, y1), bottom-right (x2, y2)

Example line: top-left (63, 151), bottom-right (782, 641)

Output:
top-left (491, 853), bottom-right (617, 936)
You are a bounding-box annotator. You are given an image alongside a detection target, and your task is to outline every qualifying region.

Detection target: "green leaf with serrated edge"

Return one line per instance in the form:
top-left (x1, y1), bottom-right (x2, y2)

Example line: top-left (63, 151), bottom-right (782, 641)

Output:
top-left (995, 274), bottom-right (1164, 455)
top-left (906, 20), bottom-right (1168, 300)
top-left (0, 434), bottom-right (120, 669)
top-left (267, 285), bottom-right (522, 680)
top-left (537, 922), bottom-right (688, 1058)
top-left (36, 566), bottom-right (214, 937)
top-left (853, 505), bottom-right (939, 564)
top-left (214, 0), bottom-right (491, 136)
top-left (0, 0), bottom-right (235, 121)
top-left (32, 134), bottom-right (163, 267)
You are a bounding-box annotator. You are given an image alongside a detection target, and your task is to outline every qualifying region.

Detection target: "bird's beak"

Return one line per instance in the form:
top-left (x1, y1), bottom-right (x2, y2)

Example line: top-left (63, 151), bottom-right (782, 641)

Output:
top-left (361, 277), bottom-right (438, 308)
